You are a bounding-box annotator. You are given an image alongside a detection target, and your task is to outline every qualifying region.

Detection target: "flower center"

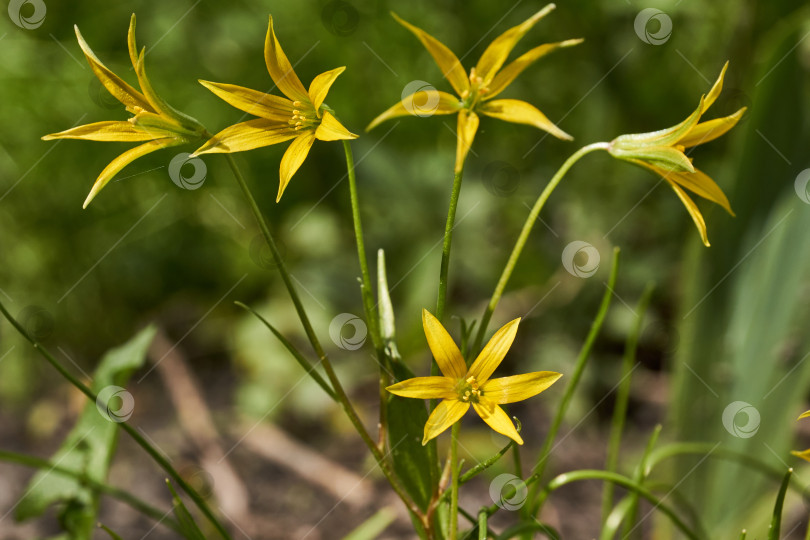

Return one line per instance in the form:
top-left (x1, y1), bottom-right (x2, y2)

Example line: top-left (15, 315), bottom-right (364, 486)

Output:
top-left (458, 375), bottom-right (482, 403)
top-left (289, 101), bottom-right (320, 131)
top-left (460, 68), bottom-right (490, 111)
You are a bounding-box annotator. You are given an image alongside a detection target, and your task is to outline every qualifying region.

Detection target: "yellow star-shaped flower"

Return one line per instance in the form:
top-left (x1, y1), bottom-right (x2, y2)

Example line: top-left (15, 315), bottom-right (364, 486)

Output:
top-left (387, 309), bottom-right (562, 445)
top-left (42, 15), bottom-right (207, 208)
top-left (367, 4), bottom-right (582, 172)
top-left (608, 62), bottom-right (746, 246)
top-left (193, 15), bottom-right (357, 202)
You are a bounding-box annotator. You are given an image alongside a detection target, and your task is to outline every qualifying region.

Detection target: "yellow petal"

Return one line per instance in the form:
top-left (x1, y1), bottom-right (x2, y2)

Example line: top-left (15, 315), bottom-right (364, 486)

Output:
top-left (486, 39), bottom-right (584, 99)
top-left (308, 67), bottom-right (345, 113)
top-left (199, 80), bottom-right (294, 121)
top-left (42, 121), bottom-right (156, 142)
top-left (391, 13), bottom-right (469, 97)
top-left (703, 61), bottom-right (729, 113)
top-left (455, 109), bottom-right (479, 174)
top-left (468, 318), bottom-right (520, 384)
top-left (678, 107), bottom-right (746, 148)
top-left (83, 138), bottom-right (175, 208)
top-left (74, 25), bottom-right (152, 112)
top-left (791, 449), bottom-right (810, 463)
top-left (265, 16), bottom-right (309, 102)
top-left (192, 119), bottom-right (296, 156)
top-left (422, 309), bottom-right (467, 380)
top-left (134, 50), bottom-right (201, 131)
top-left (422, 399), bottom-right (469, 445)
top-left (366, 91), bottom-right (461, 131)
top-left (278, 131), bottom-right (316, 202)
top-left (627, 146), bottom-right (695, 174)
top-left (611, 97), bottom-right (704, 150)
top-left (127, 13), bottom-right (139, 67)
top-left (665, 168), bottom-right (734, 216)
top-left (475, 4), bottom-right (556, 84)
top-left (480, 99), bottom-right (572, 141)
top-left (798, 410), bottom-right (810, 421)
top-left (472, 397), bottom-right (523, 445)
top-left (482, 372), bottom-right (562, 404)
top-left (667, 180), bottom-right (710, 247)
top-left (386, 376), bottom-right (457, 400)
top-left (314, 111), bottom-right (358, 141)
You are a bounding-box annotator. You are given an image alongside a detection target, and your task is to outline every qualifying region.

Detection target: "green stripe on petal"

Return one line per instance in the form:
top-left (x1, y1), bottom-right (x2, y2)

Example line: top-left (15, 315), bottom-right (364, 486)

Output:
top-left (42, 121), bottom-right (157, 142)
top-left (193, 119), bottom-right (297, 156)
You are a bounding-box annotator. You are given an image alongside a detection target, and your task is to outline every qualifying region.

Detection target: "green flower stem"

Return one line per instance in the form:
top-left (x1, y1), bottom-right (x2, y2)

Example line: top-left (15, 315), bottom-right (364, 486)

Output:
top-left (601, 282), bottom-right (654, 525)
top-left (471, 142), bottom-right (609, 355)
top-left (224, 155), bottom-right (421, 520)
top-left (0, 450), bottom-right (182, 534)
top-left (478, 510), bottom-right (487, 540)
top-left (343, 141), bottom-right (382, 352)
top-left (343, 141), bottom-right (390, 450)
top-left (0, 300), bottom-right (231, 540)
top-left (436, 167), bottom-right (465, 323)
top-left (535, 471), bottom-right (699, 540)
top-left (450, 421), bottom-right (461, 539)
top-left (525, 246), bottom-right (620, 515)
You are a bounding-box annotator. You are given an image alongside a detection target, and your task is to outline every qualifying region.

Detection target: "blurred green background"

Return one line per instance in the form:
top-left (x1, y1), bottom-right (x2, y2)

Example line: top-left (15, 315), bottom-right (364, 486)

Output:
top-left (1, 0), bottom-right (809, 538)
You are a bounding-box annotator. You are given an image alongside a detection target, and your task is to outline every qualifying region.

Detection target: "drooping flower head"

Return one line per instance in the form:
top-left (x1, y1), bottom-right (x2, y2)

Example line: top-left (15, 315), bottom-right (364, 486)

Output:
top-left (387, 310), bottom-right (562, 445)
top-left (607, 62), bottom-right (746, 246)
top-left (193, 16), bottom-right (357, 202)
top-left (367, 4), bottom-right (582, 173)
top-left (42, 14), bottom-right (207, 208)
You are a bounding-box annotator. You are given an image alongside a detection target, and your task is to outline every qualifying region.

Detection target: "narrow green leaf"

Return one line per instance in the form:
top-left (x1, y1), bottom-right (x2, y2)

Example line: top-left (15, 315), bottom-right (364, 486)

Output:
top-left (768, 468), bottom-right (792, 540)
top-left (342, 507), bottom-right (396, 540)
top-left (98, 523), bottom-right (124, 540)
top-left (15, 326), bottom-right (156, 539)
top-left (167, 479), bottom-right (207, 540)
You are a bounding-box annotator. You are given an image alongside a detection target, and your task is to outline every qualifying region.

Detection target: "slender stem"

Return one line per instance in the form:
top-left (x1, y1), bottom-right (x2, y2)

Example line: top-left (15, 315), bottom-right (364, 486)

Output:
top-left (601, 283), bottom-right (654, 524)
top-left (478, 510), bottom-right (487, 540)
top-left (450, 422), bottom-right (461, 539)
top-left (525, 247), bottom-right (620, 515)
top-left (343, 140), bottom-right (382, 351)
top-left (472, 143), bottom-right (608, 355)
top-left (224, 155), bottom-right (420, 518)
top-left (436, 167), bottom-right (465, 322)
top-left (0, 450), bottom-right (182, 534)
top-left (343, 141), bottom-right (389, 451)
top-left (0, 300), bottom-right (231, 540)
